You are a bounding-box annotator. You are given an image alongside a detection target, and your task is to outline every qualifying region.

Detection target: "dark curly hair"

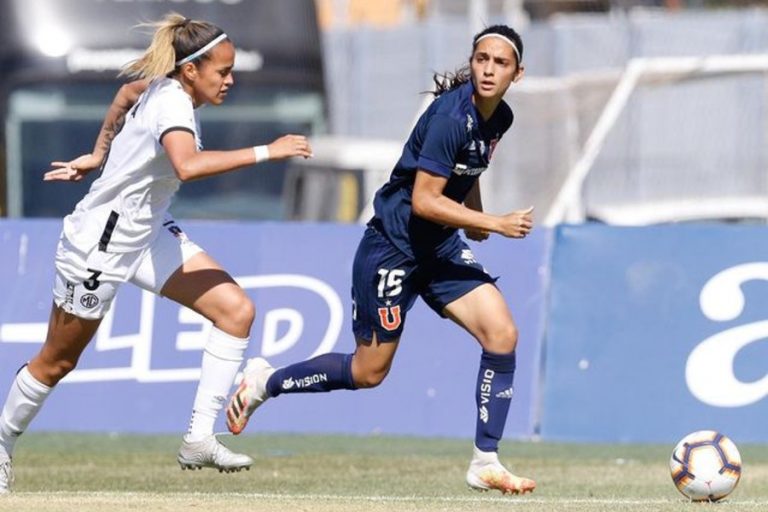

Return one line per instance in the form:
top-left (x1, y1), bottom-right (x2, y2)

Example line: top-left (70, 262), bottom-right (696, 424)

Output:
top-left (431, 25), bottom-right (523, 97)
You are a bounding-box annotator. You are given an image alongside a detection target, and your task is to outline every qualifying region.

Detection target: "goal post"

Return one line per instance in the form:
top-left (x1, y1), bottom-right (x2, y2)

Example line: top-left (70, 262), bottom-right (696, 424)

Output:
top-left (542, 54), bottom-right (768, 226)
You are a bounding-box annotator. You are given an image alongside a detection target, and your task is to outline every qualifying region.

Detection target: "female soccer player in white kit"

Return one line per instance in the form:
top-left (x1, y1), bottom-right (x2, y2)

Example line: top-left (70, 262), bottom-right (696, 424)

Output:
top-left (0, 13), bottom-right (312, 493)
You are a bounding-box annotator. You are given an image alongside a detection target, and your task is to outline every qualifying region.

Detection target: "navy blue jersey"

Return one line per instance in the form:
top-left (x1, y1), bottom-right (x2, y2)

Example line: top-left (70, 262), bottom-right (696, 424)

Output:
top-left (371, 80), bottom-right (514, 259)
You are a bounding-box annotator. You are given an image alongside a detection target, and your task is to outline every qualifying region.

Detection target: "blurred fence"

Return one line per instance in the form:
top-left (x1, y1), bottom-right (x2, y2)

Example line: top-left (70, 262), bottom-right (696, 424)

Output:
top-left (6, 9), bottom-right (768, 224)
top-left (323, 9), bottom-right (768, 224)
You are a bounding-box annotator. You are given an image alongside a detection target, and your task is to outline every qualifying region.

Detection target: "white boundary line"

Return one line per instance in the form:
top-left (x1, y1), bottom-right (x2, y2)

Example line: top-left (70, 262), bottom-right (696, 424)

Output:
top-left (7, 491), bottom-right (764, 505)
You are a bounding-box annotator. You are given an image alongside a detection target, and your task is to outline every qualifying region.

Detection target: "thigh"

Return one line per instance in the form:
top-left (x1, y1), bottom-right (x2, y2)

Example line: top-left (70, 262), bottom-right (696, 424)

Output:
top-left (158, 251), bottom-right (244, 319)
top-left (131, 218), bottom-right (204, 295)
top-left (421, 238), bottom-right (496, 318)
top-left (442, 283), bottom-right (518, 353)
top-left (351, 227), bottom-right (419, 342)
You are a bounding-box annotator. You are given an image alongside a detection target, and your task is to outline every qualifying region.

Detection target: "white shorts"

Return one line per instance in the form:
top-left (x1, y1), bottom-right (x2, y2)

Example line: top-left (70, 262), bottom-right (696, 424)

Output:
top-left (52, 217), bottom-right (203, 320)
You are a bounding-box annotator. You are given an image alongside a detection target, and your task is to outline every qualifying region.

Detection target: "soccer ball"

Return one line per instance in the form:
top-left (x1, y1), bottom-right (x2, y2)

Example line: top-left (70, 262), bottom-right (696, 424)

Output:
top-left (669, 430), bottom-right (742, 502)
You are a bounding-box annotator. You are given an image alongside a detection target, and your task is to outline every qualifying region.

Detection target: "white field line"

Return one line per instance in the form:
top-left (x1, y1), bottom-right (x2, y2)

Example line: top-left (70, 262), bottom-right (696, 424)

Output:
top-left (6, 492), bottom-right (764, 506)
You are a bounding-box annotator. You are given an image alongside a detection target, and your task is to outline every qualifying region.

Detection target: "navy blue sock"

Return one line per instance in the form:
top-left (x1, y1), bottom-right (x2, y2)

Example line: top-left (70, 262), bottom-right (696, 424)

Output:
top-left (266, 353), bottom-right (357, 397)
top-left (474, 350), bottom-right (516, 452)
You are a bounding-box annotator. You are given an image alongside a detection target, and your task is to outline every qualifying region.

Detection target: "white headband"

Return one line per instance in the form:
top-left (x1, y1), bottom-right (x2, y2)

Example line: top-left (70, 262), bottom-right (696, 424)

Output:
top-left (175, 33), bottom-right (228, 66)
top-left (475, 33), bottom-right (521, 63)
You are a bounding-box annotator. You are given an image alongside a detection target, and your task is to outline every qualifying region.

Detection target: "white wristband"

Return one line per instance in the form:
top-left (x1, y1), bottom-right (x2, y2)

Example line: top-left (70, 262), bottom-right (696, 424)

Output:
top-left (253, 145), bottom-right (270, 163)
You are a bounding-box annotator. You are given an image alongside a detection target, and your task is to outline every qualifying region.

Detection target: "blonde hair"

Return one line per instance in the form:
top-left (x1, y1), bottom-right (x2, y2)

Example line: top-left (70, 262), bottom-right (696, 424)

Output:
top-left (121, 12), bottom-right (227, 80)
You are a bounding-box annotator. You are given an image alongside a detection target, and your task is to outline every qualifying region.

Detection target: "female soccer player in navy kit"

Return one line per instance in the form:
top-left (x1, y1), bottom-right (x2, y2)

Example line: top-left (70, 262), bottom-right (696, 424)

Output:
top-left (0, 13), bottom-right (312, 493)
top-left (226, 24), bottom-right (535, 495)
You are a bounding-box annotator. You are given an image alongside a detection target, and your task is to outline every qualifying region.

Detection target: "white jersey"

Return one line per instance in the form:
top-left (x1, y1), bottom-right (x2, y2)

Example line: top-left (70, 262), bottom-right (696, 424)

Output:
top-left (63, 78), bottom-right (201, 253)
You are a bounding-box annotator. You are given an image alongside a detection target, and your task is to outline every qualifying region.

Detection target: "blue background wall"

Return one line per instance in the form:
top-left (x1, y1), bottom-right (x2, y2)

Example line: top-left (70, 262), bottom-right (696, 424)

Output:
top-left (2, 220), bottom-right (766, 443)
top-left (542, 224), bottom-right (768, 443)
top-left (0, 220), bottom-right (549, 439)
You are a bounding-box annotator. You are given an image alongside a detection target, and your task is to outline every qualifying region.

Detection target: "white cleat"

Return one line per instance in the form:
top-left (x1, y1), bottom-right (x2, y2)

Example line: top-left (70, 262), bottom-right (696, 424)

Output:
top-left (226, 358), bottom-right (275, 435)
top-left (0, 453), bottom-right (13, 495)
top-left (466, 446), bottom-right (535, 495)
top-left (177, 434), bottom-right (253, 473)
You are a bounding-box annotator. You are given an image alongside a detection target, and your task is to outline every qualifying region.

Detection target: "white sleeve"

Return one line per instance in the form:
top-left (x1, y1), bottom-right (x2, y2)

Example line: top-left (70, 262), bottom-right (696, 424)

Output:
top-left (152, 88), bottom-right (197, 144)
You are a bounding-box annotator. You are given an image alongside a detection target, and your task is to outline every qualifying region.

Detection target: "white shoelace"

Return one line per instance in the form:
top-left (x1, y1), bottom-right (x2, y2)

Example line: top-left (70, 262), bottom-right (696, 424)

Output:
top-left (0, 459), bottom-right (13, 490)
top-left (209, 434), bottom-right (239, 463)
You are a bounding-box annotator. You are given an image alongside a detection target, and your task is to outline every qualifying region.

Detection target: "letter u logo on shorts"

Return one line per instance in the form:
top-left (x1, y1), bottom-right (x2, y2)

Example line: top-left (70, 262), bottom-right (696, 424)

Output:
top-left (377, 305), bottom-right (402, 331)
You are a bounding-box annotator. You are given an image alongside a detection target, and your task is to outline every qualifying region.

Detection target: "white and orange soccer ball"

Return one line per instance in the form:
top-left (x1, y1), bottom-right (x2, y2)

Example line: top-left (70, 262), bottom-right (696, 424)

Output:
top-left (669, 430), bottom-right (742, 502)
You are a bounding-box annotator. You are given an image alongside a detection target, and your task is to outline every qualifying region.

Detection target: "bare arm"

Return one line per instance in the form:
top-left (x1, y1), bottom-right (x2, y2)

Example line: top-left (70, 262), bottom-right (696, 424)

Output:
top-left (162, 131), bottom-right (312, 182)
top-left (463, 180), bottom-right (490, 241)
top-left (464, 179), bottom-right (483, 212)
top-left (411, 170), bottom-right (533, 238)
top-left (44, 80), bottom-right (149, 181)
top-left (92, 80), bottom-right (149, 161)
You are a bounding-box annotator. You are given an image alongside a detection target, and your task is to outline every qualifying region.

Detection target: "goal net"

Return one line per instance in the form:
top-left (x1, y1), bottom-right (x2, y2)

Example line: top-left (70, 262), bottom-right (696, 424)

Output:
top-left (480, 54), bottom-right (768, 226)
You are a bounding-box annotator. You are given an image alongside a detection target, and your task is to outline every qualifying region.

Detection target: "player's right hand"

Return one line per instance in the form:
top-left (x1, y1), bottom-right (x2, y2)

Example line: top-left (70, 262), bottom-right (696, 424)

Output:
top-left (43, 153), bottom-right (102, 182)
top-left (497, 206), bottom-right (534, 239)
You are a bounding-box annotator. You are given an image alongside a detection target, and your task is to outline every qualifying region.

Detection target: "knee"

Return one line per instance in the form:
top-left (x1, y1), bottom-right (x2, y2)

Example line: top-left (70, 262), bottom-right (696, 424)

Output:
top-left (237, 297), bottom-right (257, 328)
top-left (480, 323), bottom-right (518, 354)
top-left (32, 357), bottom-right (78, 386)
top-left (352, 365), bottom-right (390, 389)
top-left (219, 292), bottom-right (256, 333)
top-left (51, 359), bottom-right (78, 382)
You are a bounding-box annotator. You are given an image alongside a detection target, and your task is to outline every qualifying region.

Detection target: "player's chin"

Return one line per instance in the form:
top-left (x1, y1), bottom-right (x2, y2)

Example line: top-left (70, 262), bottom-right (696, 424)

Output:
top-left (476, 88), bottom-right (503, 101)
top-left (210, 94), bottom-right (228, 106)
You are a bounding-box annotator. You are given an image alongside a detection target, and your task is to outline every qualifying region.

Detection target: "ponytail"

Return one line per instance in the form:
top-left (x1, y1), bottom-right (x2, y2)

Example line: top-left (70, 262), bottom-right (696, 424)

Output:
top-left (430, 67), bottom-right (471, 97)
top-left (120, 12), bottom-right (227, 80)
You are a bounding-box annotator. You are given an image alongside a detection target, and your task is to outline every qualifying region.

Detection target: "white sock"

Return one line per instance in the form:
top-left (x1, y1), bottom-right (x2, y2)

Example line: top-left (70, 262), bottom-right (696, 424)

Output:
top-left (471, 445), bottom-right (499, 466)
top-left (0, 365), bottom-right (53, 457)
top-left (185, 327), bottom-right (248, 442)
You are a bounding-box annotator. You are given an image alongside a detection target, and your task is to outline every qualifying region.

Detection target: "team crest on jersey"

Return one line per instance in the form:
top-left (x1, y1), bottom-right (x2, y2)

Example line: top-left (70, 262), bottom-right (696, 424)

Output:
top-left (468, 140), bottom-right (487, 154)
top-left (378, 305), bottom-right (402, 331)
top-left (164, 221), bottom-right (188, 241)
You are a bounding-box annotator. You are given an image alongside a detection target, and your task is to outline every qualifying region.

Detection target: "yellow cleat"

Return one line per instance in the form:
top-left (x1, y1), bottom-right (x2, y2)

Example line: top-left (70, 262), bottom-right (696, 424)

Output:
top-left (466, 446), bottom-right (536, 495)
top-left (226, 357), bottom-right (274, 435)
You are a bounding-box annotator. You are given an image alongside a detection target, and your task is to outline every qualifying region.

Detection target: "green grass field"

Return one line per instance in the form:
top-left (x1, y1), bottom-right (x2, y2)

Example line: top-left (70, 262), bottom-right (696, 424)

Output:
top-left (1, 433), bottom-right (766, 511)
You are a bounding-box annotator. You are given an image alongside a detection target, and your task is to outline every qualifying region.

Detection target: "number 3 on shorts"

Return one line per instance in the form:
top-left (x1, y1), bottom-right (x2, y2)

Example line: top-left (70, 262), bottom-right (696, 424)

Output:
top-left (84, 268), bottom-right (102, 291)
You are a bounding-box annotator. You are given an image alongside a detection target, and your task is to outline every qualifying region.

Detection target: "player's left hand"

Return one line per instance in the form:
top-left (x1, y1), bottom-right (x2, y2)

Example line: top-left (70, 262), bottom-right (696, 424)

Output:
top-left (267, 134), bottom-right (313, 160)
top-left (43, 153), bottom-right (102, 182)
top-left (465, 229), bottom-right (490, 242)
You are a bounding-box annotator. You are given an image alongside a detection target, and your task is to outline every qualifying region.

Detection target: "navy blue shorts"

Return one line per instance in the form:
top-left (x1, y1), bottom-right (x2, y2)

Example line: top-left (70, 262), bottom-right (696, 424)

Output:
top-left (351, 225), bottom-right (497, 342)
